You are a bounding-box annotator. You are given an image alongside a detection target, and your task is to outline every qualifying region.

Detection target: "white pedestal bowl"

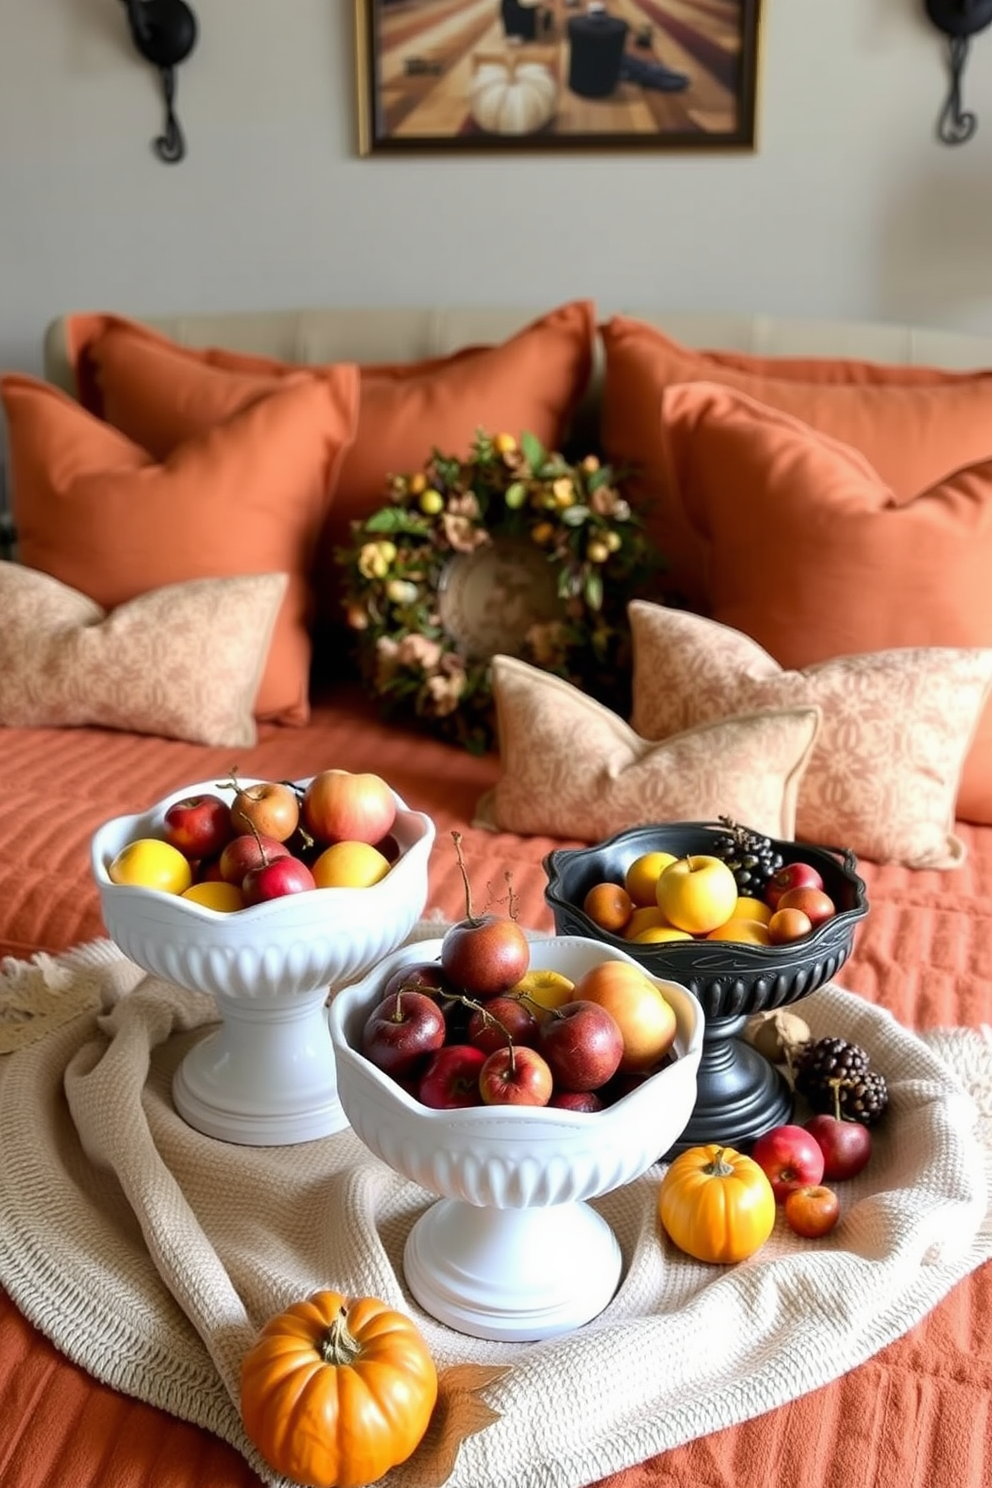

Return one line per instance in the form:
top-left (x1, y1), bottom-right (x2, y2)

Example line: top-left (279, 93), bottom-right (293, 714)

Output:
top-left (328, 936), bottom-right (703, 1342)
top-left (91, 778), bottom-right (435, 1147)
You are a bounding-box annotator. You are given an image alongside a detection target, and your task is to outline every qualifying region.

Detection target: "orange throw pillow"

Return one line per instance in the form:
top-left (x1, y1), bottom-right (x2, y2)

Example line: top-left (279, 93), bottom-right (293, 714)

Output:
top-left (64, 303), bottom-right (596, 631)
top-left (1, 369), bottom-right (359, 725)
top-left (654, 380), bottom-right (992, 826)
top-left (600, 316), bottom-right (992, 607)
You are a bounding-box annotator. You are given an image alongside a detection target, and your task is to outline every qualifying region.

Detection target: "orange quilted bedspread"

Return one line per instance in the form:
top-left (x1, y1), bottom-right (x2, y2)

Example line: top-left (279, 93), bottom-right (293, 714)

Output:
top-left (1, 688), bottom-right (991, 1488)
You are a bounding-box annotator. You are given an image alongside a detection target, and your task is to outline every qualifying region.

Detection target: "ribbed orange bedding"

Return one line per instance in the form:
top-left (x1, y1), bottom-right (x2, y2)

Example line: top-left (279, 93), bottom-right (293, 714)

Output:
top-left (1, 689), bottom-right (990, 1488)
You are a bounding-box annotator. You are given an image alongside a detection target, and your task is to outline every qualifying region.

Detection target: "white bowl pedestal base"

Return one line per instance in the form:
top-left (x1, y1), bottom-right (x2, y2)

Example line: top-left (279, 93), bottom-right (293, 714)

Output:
top-left (403, 1197), bottom-right (623, 1342)
top-left (173, 985), bottom-right (349, 1146)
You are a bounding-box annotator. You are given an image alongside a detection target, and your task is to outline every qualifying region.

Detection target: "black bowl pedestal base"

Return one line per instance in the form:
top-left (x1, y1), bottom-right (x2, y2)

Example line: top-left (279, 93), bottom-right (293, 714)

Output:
top-left (663, 1013), bottom-right (794, 1159)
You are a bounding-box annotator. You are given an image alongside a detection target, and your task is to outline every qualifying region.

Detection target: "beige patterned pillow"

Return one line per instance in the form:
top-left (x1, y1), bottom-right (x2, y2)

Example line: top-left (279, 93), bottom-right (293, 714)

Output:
top-left (629, 602), bottom-right (992, 869)
top-left (475, 654), bottom-right (821, 841)
top-left (0, 564), bottom-right (287, 747)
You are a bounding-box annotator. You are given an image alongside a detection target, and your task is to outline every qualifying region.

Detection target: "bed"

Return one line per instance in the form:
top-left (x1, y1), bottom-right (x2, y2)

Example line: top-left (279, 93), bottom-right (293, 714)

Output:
top-left (1, 302), bottom-right (990, 1488)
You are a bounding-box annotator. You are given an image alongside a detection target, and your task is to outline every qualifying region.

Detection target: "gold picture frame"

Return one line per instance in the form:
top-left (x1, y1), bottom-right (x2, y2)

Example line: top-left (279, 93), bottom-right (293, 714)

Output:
top-left (355, 0), bottom-right (762, 155)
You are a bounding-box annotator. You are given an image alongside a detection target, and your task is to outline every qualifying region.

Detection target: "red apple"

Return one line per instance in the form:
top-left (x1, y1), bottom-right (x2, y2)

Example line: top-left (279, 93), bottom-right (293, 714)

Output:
top-left (750, 1123), bottom-right (826, 1203)
top-left (478, 1044), bottom-right (554, 1107)
top-left (417, 1045), bottom-right (486, 1109)
top-left (467, 995), bottom-right (540, 1055)
top-left (379, 960), bottom-right (453, 1003)
top-left (218, 833), bottom-right (291, 885)
top-left (242, 855), bottom-right (316, 905)
top-left (538, 1000), bottom-right (624, 1092)
top-left (361, 990), bottom-right (446, 1077)
top-left (549, 1090), bottom-right (603, 1112)
top-left (302, 769), bottom-right (396, 847)
top-left (784, 1184), bottom-right (840, 1238)
top-left (163, 793), bottom-right (233, 860)
top-left (804, 1113), bottom-right (872, 1180)
top-left (775, 886), bottom-right (836, 928)
top-left (764, 861), bottom-right (825, 911)
top-left (440, 914), bottom-right (530, 999)
top-left (230, 780), bottom-right (300, 844)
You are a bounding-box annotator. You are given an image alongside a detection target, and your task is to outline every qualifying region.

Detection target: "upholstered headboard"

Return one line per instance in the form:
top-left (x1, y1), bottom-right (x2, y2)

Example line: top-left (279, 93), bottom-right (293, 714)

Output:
top-left (42, 305), bottom-right (992, 402)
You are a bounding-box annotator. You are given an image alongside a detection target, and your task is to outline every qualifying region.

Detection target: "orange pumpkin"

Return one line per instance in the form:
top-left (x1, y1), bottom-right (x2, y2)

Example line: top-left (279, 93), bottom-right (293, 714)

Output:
top-left (658, 1144), bottom-right (776, 1264)
top-left (240, 1290), bottom-right (438, 1488)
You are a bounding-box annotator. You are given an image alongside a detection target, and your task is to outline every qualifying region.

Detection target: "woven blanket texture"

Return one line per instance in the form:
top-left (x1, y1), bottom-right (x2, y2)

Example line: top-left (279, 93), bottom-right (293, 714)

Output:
top-left (0, 936), bottom-right (990, 1488)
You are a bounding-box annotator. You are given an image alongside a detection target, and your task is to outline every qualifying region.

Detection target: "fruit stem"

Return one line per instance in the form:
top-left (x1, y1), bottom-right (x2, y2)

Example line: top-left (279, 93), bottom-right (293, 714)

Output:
top-left (829, 1075), bottom-right (846, 1123)
top-left (451, 831), bottom-right (479, 924)
top-left (444, 989), bottom-right (515, 1049)
top-left (243, 816), bottom-right (270, 866)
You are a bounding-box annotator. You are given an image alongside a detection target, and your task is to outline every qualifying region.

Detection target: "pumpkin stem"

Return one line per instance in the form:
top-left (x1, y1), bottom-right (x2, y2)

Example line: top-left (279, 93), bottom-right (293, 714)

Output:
top-left (702, 1147), bottom-right (735, 1178)
top-left (321, 1307), bottom-right (362, 1366)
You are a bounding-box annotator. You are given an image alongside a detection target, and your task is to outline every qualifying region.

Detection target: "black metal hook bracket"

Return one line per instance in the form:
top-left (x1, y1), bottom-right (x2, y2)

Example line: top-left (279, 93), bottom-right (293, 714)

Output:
top-left (120, 0), bottom-right (198, 163)
top-left (926, 0), bottom-right (992, 144)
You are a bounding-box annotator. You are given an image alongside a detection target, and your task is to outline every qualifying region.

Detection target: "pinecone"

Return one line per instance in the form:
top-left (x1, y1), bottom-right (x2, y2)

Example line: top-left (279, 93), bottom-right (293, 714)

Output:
top-left (794, 1036), bottom-right (870, 1099)
top-left (711, 817), bottom-right (784, 896)
top-left (795, 1037), bottom-right (888, 1126)
top-left (832, 1068), bottom-right (889, 1126)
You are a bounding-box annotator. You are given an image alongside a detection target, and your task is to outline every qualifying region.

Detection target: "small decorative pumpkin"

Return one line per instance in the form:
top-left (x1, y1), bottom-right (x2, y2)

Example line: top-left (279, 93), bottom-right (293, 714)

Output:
top-left (240, 1290), bottom-right (438, 1488)
top-left (470, 55), bottom-right (557, 136)
top-left (658, 1144), bottom-right (776, 1265)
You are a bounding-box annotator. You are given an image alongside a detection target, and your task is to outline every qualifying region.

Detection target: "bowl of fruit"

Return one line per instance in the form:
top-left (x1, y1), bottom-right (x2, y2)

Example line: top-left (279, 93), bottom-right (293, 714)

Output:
top-left (543, 819), bottom-right (869, 1152)
top-left (91, 769), bottom-right (435, 1147)
top-left (328, 922), bottom-right (703, 1344)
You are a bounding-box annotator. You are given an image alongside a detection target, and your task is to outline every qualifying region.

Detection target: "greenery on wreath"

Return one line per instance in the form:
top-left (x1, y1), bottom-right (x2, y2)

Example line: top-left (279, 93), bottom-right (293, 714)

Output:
top-left (337, 429), bottom-right (662, 753)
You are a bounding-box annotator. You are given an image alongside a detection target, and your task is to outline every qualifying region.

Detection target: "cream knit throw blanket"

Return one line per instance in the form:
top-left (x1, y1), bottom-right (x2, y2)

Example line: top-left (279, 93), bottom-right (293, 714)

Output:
top-left (0, 936), bottom-right (991, 1488)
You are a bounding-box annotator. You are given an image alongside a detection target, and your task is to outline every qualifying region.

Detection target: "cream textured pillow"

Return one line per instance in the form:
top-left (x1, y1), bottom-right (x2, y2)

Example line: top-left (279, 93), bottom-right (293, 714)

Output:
top-left (629, 602), bottom-right (992, 869)
top-left (0, 564), bottom-right (287, 747)
top-left (475, 654), bottom-right (821, 842)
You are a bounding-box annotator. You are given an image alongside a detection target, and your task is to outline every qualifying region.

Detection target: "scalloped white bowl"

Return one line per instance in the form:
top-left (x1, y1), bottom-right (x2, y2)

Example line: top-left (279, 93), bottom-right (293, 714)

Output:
top-left (329, 935), bottom-right (703, 1340)
top-left (91, 777), bottom-right (435, 1146)
top-left (91, 777), bottom-right (435, 1000)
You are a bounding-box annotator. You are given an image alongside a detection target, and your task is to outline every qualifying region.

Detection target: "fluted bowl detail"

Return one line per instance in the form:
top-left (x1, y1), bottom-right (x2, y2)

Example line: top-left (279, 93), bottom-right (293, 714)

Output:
top-left (91, 777), bottom-right (435, 1001)
top-left (328, 936), bottom-right (704, 1210)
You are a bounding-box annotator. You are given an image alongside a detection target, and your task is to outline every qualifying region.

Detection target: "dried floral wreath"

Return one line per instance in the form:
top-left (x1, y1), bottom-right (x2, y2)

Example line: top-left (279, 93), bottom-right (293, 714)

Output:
top-left (336, 429), bottom-right (661, 754)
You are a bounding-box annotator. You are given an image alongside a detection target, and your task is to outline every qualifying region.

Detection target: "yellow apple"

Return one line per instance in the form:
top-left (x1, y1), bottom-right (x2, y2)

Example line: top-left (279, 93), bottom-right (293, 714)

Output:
top-left (656, 855), bottom-right (738, 935)
top-left (510, 968), bottom-right (575, 1021)
top-left (623, 905), bottom-right (675, 940)
top-left (706, 917), bottom-right (772, 946)
top-left (632, 925), bottom-right (694, 944)
top-left (734, 895), bottom-right (773, 926)
top-left (181, 880), bottom-right (246, 912)
top-left (624, 851), bottom-right (679, 907)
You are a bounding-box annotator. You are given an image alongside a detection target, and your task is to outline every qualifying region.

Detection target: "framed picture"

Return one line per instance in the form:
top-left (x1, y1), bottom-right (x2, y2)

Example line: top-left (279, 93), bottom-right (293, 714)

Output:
top-left (355, 0), bottom-right (762, 155)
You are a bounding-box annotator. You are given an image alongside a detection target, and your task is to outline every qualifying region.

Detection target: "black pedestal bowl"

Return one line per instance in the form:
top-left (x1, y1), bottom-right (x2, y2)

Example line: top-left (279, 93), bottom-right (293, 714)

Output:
top-left (543, 821), bottom-right (869, 1155)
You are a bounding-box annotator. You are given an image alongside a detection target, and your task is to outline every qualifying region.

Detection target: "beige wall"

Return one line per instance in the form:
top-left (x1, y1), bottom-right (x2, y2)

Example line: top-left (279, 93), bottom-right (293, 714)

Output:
top-left (3, 0), bottom-right (992, 375)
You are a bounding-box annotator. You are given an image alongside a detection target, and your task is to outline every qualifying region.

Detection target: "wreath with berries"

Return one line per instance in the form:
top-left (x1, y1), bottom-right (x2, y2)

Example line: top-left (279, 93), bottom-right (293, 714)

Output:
top-left (336, 429), bottom-right (662, 754)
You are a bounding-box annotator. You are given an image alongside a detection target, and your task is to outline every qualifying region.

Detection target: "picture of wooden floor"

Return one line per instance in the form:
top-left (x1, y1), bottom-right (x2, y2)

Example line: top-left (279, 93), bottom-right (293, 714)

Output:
top-left (358, 0), bottom-right (759, 149)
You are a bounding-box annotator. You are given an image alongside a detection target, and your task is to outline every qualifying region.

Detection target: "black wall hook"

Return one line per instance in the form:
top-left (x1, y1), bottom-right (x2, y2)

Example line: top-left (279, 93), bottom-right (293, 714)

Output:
top-left (120, 0), bottom-right (198, 163)
top-left (926, 0), bottom-right (992, 144)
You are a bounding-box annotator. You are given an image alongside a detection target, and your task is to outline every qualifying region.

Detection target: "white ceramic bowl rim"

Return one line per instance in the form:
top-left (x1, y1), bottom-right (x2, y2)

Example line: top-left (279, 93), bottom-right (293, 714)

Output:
top-left (329, 934), bottom-right (704, 1129)
top-left (91, 776), bottom-right (432, 921)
